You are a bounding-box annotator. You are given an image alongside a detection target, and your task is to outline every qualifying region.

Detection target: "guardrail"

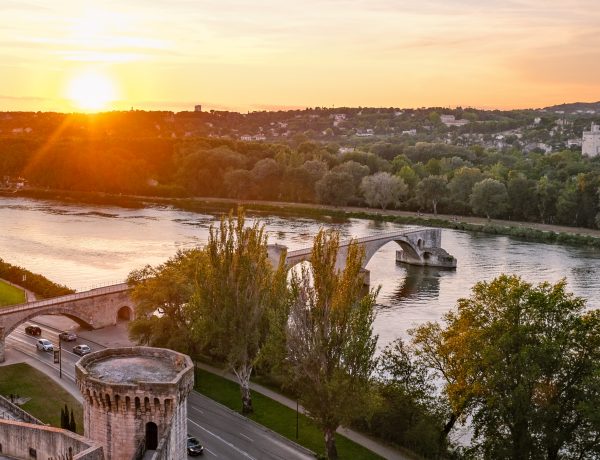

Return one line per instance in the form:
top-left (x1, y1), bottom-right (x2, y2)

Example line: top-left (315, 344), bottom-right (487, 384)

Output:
top-left (286, 227), bottom-right (430, 257)
top-left (1, 283), bottom-right (130, 314)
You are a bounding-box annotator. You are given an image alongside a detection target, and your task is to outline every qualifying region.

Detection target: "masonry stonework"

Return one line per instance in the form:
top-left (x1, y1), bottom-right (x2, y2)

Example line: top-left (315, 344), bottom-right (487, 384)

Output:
top-left (76, 347), bottom-right (194, 460)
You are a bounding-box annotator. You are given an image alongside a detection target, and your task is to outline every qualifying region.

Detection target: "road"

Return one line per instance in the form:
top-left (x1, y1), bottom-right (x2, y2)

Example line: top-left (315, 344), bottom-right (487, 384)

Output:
top-left (5, 322), bottom-right (314, 460)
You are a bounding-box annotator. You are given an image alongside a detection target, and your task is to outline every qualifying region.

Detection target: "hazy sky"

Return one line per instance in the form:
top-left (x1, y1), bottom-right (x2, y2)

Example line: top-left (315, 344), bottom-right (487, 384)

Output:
top-left (1, 0), bottom-right (599, 112)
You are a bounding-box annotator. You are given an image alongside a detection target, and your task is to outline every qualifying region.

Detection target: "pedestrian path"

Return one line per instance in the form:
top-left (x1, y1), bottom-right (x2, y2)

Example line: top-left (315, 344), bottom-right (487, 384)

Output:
top-left (195, 362), bottom-right (414, 460)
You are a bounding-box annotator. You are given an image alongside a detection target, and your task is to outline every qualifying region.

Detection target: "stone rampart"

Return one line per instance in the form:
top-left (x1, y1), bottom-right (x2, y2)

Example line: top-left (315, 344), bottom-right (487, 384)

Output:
top-left (0, 394), bottom-right (44, 424)
top-left (76, 347), bottom-right (193, 460)
top-left (0, 419), bottom-right (104, 460)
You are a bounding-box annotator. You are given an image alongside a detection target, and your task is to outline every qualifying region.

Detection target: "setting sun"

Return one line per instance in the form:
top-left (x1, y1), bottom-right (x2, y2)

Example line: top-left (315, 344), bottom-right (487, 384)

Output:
top-left (66, 71), bottom-right (117, 111)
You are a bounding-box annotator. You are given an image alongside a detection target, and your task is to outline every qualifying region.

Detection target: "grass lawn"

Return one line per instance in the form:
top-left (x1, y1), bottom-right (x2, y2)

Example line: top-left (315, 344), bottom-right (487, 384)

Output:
top-left (0, 363), bottom-right (83, 433)
top-left (0, 279), bottom-right (26, 307)
top-left (195, 368), bottom-right (384, 460)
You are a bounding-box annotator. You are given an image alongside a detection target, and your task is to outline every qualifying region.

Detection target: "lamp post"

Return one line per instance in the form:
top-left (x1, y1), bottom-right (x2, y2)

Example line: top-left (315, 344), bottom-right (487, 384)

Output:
top-left (58, 335), bottom-right (62, 379)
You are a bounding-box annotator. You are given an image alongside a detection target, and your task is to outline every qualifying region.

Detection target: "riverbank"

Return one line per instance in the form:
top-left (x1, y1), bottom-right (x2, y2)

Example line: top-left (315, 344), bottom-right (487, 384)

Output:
top-left (6, 188), bottom-right (600, 248)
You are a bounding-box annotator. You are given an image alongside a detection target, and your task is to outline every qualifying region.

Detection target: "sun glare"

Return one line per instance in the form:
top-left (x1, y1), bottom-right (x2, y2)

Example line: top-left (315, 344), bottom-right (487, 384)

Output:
top-left (67, 71), bottom-right (117, 111)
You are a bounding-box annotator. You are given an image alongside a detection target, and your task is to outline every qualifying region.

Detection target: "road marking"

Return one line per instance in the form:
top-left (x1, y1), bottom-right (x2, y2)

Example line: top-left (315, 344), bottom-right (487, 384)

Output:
top-left (190, 406), bottom-right (204, 415)
top-left (187, 418), bottom-right (256, 460)
top-left (204, 447), bottom-right (217, 457)
top-left (239, 433), bottom-right (253, 442)
top-left (6, 337), bottom-right (77, 381)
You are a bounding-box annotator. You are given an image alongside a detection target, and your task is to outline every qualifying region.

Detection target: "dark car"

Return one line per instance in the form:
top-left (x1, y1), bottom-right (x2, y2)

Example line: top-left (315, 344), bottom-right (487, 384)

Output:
top-left (59, 331), bottom-right (77, 341)
top-left (73, 344), bottom-right (92, 356)
top-left (25, 325), bottom-right (42, 336)
top-left (187, 436), bottom-right (204, 456)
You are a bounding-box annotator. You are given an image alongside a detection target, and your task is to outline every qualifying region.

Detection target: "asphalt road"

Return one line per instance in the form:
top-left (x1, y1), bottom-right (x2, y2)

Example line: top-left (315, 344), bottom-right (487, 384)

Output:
top-left (6, 322), bottom-right (314, 460)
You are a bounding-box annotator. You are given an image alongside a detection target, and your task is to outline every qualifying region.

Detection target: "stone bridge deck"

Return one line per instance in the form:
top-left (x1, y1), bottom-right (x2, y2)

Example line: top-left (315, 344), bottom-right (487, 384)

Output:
top-left (269, 226), bottom-right (456, 274)
top-left (0, 283), bottom-right (133, 362)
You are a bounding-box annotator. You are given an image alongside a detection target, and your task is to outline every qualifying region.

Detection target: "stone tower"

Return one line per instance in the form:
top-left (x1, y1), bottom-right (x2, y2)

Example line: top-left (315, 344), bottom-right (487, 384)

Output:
top-left (76, 347), bottom-right (194, 460)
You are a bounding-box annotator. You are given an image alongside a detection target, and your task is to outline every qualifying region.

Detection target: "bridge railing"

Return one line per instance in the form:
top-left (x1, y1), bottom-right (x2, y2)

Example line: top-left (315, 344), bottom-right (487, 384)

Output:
top-left (0, 283), bottom-right (130, 314)
top-left (286, 227), bottom-right (429, 258)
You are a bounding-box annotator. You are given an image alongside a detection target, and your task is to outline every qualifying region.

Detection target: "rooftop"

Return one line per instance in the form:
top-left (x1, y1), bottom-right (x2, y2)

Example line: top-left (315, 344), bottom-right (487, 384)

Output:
top-left (86, 355), bottom-right (180, 384)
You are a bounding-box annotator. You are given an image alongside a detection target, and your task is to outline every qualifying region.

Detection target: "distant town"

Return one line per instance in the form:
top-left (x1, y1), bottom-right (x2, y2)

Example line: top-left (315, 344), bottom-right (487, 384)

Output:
top-left (1, 101), bottom-right (600, 156)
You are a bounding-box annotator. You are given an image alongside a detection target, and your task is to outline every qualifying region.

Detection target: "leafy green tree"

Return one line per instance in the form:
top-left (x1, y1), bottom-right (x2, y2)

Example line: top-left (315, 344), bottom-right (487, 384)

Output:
top-left (127, 250), bottom-right (201, 354)
top-left (368, 339), bottom-right (451, 458)
top-left (507, 173), bottom-right (537, 221)
top-left (286, 230), bottom-right (379, 459)
top-left (223, 169), bottom-right (255, 199)
top-left (391, 154), bottom-right (411, 174)
top-left (360, 172), bottom-right (407, 209)
top-left (556, 179), bottom-right (579, 226)
top-left (412, 275), bottom-right (600, 459)
top-left (397, 165), bottom-right (419, 192)
top-left (191, 210), bottom-right (287, 414)
top-left (470, 178), bottom-right (508, 220)
top-left (416, 175), bottom-right (448, 215)
top-left (315, 171), bottom-right (355, 206)
top-left (448, 167), bottom-right (485, 213)
top-left (332, 161), bottom-right (370, 200)
top-left (535, 176), bottom-right (560, 224)
top-left (251, 158), bottom-right (283, 199)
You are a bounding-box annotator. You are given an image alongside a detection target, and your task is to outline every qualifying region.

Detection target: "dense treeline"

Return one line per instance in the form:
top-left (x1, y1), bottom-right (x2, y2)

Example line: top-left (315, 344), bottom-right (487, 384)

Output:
top-left (128, 212), bottom-right (600, 459)
top-left (2, 131), bottom-right (600, 229)
top-left (0, 258), bottom-right (74, 298)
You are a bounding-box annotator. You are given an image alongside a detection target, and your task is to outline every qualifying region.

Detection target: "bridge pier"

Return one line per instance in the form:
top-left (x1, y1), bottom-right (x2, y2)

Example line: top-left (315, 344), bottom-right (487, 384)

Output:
top-left (396, 247), bottom-right (456, 268)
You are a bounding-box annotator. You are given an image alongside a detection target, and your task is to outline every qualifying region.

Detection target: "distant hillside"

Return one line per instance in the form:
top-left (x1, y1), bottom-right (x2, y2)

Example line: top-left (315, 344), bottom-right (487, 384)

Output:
top-left (543, 101), bottom-right (600, 114)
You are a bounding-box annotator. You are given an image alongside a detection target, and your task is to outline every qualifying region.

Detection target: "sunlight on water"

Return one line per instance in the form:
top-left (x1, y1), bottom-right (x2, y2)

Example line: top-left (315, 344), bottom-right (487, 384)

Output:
top-left (3, 196), bottom-right (600, 348)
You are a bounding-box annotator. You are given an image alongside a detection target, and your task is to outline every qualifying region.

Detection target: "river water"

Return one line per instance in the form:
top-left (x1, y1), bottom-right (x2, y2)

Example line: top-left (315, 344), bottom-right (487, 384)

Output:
top-left (2, 196), bottom-right (600, 348)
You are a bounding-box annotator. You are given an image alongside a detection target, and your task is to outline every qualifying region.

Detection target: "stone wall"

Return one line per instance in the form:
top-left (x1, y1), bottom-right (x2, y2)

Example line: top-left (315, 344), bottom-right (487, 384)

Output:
top-left (76, 347), bottom-right (193, 460)
top-left (0, 419), bottom-right (104, 460)
top-left (0, 394), bottom-right (44, 424)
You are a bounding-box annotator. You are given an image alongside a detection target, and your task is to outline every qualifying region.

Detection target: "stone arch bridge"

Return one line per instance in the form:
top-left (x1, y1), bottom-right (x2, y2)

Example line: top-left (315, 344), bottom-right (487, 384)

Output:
top-left (267, 226), bottom-right (456, 283)
top-left (0, 283), bottom-right (133, 362)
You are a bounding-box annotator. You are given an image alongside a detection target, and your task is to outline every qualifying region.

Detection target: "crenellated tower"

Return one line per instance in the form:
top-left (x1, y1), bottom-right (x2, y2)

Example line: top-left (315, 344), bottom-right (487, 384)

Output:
top-left (76, 346), bottom-right (194, 460)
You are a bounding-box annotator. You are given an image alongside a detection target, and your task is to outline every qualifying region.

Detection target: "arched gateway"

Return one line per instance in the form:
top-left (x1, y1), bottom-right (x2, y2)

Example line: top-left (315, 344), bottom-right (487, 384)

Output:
top-left (0, 283), bottom-right (133, 362)
top-left (267, 227), bottom-right (456, 284)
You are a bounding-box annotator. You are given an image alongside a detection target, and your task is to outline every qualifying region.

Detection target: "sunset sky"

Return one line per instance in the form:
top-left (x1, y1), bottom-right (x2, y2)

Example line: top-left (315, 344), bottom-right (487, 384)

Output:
top-left (1, 0), bottom-right (599, 112)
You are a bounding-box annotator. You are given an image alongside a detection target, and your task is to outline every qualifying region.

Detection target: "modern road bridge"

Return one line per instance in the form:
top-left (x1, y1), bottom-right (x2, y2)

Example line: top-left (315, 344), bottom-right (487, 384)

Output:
top-left (0, 283), bottom-right (132, 362)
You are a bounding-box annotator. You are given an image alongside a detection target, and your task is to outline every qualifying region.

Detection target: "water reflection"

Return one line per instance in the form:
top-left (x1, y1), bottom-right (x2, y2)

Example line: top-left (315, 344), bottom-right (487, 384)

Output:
top-left (389, 265), bottom-right (445, 303)
top-left (3, 196), bottom-right (600, 348)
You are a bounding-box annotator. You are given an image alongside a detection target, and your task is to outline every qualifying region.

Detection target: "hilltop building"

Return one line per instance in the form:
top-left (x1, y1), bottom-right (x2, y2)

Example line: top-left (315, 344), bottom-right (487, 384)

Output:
top-left (582, 123), bottom-right (600, 157)
top-left (440, 114), bottom-right (470, 127)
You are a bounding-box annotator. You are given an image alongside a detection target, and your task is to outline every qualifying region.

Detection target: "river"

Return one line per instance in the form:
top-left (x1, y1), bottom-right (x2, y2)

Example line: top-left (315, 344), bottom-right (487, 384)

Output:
top-left (2, 196), bottom-right (600, 348)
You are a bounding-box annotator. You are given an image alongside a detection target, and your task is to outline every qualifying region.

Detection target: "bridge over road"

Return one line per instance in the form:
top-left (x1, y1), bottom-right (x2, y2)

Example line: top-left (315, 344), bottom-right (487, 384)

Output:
top-left (267, 226), bottom-right (456, 283)
top-left (0, 283), bottom-right (133, 362)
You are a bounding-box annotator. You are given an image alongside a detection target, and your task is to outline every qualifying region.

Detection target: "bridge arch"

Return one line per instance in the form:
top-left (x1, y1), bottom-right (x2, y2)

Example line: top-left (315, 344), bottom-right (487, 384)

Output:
top-left (4, 306), bottom-right (96, 338)
top-left (117, 306), bottom-right (133, 321)
top-left (362, 237), bottom-right (420, 268)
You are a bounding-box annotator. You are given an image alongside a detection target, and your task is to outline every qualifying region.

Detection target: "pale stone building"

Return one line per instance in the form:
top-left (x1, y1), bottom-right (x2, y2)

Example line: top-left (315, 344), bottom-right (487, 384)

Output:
top-left (582, 123), bottom-right (600, 157)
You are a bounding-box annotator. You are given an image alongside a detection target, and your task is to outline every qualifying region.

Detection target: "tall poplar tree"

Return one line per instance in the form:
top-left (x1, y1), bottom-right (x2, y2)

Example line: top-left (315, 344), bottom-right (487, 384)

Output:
top-left (286, 229), bottom-right (379, 459)
top-left (191, 209), bottom-right (287, 414)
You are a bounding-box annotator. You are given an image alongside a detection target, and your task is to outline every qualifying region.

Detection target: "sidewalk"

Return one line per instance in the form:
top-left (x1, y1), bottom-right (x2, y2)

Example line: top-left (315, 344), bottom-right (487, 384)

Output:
top-left (195, 362), bottom-right (414, 460)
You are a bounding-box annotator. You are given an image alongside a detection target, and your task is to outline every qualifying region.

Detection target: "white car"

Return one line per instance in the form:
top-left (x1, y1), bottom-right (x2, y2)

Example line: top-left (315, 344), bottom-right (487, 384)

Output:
top-left (36, 339), bottom-right (54, 352)
top-left (73, 344), bottom-right (92, 356)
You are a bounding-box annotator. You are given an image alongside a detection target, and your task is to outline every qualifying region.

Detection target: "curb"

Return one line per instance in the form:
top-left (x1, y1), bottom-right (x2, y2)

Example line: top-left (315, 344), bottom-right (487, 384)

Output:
top-left (191, 388), bottom-right (317, 459)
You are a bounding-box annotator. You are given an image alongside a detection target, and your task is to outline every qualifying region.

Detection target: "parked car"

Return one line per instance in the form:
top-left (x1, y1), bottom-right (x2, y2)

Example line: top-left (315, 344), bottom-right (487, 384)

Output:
top-left (59, 331), bottom-right (77, 341)
top-left (73, 344), bottom-right (92, 356)
top-left (36, 339), bottom-right (54, 352)
top-left (187, 436), bottom-right (204, 456)
top-left (25, 325), bottom-right (42, 336)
